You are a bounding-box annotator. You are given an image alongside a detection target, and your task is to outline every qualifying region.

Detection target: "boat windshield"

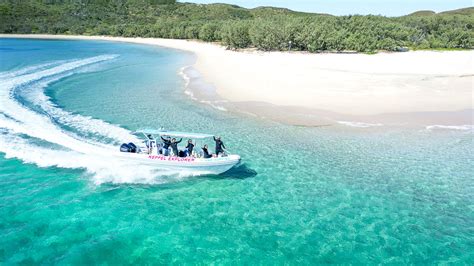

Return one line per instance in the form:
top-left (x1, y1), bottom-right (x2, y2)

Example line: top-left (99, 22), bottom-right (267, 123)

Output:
top-left (135, 129), bottom-right (213, 139)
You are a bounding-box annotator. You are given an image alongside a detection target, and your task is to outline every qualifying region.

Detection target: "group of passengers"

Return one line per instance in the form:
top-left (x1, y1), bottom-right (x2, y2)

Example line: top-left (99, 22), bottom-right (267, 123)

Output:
top-left (146, 135), bottom-right (226, 158)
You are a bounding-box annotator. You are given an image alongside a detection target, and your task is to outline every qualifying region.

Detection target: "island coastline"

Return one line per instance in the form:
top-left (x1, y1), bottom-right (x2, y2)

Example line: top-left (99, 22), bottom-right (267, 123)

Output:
top-left (1, 34), bottom-right (472, 127)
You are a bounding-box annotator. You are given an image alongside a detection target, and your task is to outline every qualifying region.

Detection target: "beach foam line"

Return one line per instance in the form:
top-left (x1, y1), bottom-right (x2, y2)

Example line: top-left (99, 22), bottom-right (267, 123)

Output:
top-left (179, 65), bottom-right (229, 112)
top-left (180, 66), bottom-right (199, 101)
top-left (199, 100), bottom-right (228, 112)
top-left (337, 121), bottom-right (384, 128)
top-left (425, 125), bottom-right (474, 131)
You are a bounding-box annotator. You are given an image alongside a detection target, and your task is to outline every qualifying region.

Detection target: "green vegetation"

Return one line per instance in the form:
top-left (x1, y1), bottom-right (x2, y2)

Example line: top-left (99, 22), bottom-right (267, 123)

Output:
top-left (0, 0), bottom-right (473, 52)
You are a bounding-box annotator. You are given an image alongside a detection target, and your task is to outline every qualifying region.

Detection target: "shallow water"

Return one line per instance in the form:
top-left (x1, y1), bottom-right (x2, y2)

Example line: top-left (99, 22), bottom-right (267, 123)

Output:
top-left (0, 38), bottom-right (473, 264)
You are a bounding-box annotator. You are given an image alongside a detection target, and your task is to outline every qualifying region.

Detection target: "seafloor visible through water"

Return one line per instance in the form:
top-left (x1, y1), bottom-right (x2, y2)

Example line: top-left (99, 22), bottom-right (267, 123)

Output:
top-left (0, 38), bottom-right (472, 264)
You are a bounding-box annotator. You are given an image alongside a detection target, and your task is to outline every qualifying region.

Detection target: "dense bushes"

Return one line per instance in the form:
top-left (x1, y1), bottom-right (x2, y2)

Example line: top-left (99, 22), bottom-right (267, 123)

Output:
top-left (221, 21), bottom-right (251, 48)
top-left (0, 0), bottom-right (473, 52)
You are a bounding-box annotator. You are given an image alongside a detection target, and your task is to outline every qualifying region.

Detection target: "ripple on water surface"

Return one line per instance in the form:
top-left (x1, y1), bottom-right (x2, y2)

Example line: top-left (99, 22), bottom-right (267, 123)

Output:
top-left (0, 38), bottom-right (473, 264)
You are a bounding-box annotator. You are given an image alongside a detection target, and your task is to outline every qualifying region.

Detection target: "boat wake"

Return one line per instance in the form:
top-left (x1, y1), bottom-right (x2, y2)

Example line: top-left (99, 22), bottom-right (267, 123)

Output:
top-left (0, 56), bottom-right (194, 184)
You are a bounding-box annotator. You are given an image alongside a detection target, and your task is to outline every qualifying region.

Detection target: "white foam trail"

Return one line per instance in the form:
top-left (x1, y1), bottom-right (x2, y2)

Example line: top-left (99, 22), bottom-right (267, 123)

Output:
top-left (0, 62), bottom-right (59, 79)
top-left (0, 131), bottom-right (182, 184)
top-left (0, 57), bottom-right (187, 184)
top-left (21, 73), bottom-right (137, 143)
top-left (337, 121), bottom-right (383, 128)
top-left (0, 56), bottom-right (120, 154)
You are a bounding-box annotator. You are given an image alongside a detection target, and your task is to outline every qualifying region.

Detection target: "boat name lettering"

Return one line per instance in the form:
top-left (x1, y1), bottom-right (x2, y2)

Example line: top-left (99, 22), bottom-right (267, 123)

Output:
top-left (148, 155), bottom-right (195, 162)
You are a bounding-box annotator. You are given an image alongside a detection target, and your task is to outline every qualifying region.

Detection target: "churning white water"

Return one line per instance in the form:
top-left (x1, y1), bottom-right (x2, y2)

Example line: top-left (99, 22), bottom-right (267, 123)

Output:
top-left (0, 56), bottom-right (189, 184)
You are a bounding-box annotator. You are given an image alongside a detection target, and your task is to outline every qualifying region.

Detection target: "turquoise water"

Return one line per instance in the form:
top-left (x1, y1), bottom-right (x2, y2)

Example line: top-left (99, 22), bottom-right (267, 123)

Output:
top-left (0, 38), bottom-right (473, 264)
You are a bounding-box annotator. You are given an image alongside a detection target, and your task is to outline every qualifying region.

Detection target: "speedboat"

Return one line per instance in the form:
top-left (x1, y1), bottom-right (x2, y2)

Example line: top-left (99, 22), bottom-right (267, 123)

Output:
top-left (117, 129), bottom-right (241, 175)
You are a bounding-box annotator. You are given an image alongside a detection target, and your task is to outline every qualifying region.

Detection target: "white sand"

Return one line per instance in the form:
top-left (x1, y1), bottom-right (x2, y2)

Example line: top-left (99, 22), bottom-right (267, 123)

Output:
top-left (2, 34), bottom-right (473, 116)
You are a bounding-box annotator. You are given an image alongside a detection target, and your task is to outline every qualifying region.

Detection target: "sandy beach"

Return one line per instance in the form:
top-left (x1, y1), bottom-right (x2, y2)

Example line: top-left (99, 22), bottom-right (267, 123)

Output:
top-left (2, 34), bottom-right (473, 126)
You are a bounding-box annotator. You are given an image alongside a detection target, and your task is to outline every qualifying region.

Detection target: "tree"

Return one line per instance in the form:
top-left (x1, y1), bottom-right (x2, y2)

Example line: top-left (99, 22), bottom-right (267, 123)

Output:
top-left (199, 23), bottom-right (219, 41)
top-left (220, 21), bottom-right (251, 49)
top-left (1, 1), bottom-right (472, 52)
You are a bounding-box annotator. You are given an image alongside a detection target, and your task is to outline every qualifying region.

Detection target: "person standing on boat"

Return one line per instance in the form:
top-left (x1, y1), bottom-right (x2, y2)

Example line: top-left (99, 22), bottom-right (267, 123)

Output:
top-left (202, 144), bottom-right (212, 159)
top-left (170, 138), bottom-right (182, 156)
top-left (161, 136), bottom-right (172, 156)
top-left (185, 139), bottom-right (195, 157)
top-left (145, 134), bottom-right (155, 154)
top-left (213, 136), bottom-right (226, 156)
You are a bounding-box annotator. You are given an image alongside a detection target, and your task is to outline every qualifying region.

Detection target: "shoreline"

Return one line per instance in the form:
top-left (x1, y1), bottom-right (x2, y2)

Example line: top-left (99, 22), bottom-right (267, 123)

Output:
top-left (1, 34), bottom-right (473, 127)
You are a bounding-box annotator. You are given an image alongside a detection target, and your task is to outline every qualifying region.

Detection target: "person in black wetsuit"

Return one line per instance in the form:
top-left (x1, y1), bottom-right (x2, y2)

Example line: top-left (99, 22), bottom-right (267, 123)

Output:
top-left (161, 136), bottom-right (172, 156)
top-left (202, 144), bottom-right (212, 159)
top-left (170, 138), bottom-right (182, 156)
top-left (185, 139), bottom-right (194, 157)
top-left (213, 136), bottom-right (226, 156)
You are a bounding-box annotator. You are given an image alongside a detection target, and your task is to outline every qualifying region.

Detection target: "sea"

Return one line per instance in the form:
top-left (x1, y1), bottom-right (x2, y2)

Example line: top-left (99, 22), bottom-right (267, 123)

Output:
top-left (0, 38), bottom-right (473, 264)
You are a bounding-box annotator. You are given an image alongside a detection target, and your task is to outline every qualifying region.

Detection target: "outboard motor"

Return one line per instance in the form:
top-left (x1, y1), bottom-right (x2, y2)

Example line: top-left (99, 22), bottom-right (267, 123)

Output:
top-left (120, 143), bottom-right (131, 152)
top-left (128, 142), bottom-right (137, 153)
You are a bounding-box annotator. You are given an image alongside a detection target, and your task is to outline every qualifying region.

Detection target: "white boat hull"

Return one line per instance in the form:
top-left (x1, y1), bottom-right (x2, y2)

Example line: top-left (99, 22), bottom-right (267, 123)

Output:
top-left (114, 153), bottom-right (241, 175)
